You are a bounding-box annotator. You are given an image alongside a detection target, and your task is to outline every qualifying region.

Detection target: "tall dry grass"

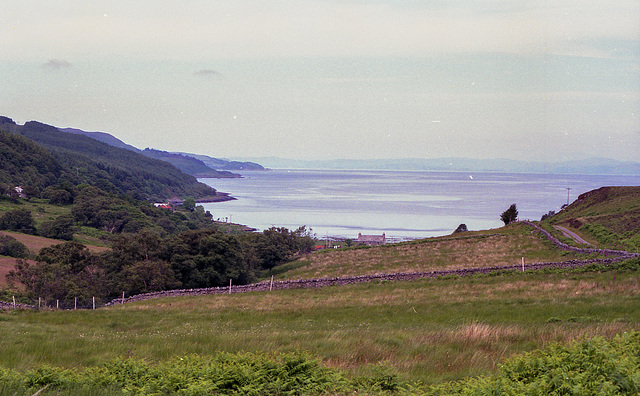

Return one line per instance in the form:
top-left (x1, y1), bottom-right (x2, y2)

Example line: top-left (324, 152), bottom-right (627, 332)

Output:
top-left (1, 269), bottom-right (638, 384)
top-left (281, 226), bottom-right (580, 280)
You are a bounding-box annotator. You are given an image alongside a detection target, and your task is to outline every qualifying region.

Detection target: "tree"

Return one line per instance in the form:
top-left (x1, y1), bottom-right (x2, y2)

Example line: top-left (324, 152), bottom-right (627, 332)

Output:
top-left (39, 215), bottom-right (76, 240)
top-left (120, 260), bottom-right (180, 294)
top-left (0, 235), bottom-right (30, 258)
top-left (182, 197), bottom-right (196, 212)
top-left (0, 209), bottom-right (37, 234)
top-left (500, 204), bottom-right (518, 225)
top-left (7, 241), bottom-right (102, 301)
top-left (256, 226), bottom-right (314, 276)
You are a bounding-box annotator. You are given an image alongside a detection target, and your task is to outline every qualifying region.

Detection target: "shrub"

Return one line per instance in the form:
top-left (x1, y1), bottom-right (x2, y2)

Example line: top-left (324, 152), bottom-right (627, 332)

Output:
top-left (39, 215), bottom-right (76, 240)
top-left (0, 234), bottom-right (30, 258)
top-left (0, 209), bottom-right (36, 234)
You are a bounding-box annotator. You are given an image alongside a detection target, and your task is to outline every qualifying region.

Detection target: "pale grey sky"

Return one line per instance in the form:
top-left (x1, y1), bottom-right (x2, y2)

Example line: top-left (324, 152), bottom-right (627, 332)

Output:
top-left (1, 1), bottom-right (639, 162)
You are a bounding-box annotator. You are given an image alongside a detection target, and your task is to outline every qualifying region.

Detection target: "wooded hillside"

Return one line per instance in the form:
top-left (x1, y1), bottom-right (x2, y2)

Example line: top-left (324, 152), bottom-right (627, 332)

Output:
top-left (0, 117), bottom-right (218, 201)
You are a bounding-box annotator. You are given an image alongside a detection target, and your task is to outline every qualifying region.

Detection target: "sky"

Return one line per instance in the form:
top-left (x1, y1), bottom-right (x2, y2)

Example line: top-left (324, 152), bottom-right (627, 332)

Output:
top-left (1, 1), bottom-right (639, 162)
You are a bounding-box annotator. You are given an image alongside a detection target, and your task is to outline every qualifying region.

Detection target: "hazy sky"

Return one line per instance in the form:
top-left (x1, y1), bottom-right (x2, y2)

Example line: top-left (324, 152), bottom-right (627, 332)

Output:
top-left (2, 1), bottom-right (639, 162)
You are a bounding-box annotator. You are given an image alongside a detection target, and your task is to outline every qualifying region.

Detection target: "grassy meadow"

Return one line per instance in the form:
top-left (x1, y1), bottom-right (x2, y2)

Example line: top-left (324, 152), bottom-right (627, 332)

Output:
top-left (2, 262), bottom-right (639, 387)
top-left (277, 223), bottom-right (584, 280)
top-left (2, 190), bottom-right (639, 393)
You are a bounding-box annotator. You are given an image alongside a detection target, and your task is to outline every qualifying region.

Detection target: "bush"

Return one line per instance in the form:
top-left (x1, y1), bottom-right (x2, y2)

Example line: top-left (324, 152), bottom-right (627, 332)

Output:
top-left (0, 209), bottom-right (36, 234)
top-left (0, 235), bottom-right (30, 258)
top-left (428, 331), bottom-right (640, 395)
top-left (39, 215), bottom-right (76, 240)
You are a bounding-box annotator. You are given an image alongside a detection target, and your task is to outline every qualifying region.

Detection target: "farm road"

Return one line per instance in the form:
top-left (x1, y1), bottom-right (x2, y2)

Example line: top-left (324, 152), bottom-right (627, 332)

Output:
top-left (554, 226), bottom-right (592, 245)
top-left (3, 222), bottom-right (637, 310)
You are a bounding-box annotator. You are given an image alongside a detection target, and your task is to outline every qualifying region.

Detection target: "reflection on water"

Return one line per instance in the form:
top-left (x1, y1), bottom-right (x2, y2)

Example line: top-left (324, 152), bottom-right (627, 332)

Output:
top-left (200, 169), bottom-right (640, 240)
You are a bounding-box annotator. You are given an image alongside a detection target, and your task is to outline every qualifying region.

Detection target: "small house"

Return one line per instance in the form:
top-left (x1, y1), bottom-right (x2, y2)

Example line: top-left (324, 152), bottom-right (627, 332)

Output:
top-left (357, 233), bottom-right (386, 246)
top-left (13, 186), bottom-right (27, 198)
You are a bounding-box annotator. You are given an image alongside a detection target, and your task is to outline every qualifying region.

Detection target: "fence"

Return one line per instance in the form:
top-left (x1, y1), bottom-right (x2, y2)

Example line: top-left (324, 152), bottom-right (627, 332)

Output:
top-left (0, 296), bottom-right (109, 310)
top-left (2, 222), bottom-right (638, 311)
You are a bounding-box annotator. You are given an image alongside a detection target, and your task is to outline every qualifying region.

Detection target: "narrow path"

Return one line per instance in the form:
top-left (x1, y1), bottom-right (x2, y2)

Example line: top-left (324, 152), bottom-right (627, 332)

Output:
top-left (553, 225), bottom-right (592, 245)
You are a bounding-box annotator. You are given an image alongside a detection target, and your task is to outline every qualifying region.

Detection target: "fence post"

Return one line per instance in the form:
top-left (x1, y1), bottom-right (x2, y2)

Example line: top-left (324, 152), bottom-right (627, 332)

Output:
top-left (93, 296), bottom-right (95, 310)
top-left (122, 291), bottom-right (125, 305)
top-left (74, 298), bottom-right (77, 310)
top-left (12, 296), bottom-right (15, 309)
top-left (522, 257), bottom-right (525, 272)
top-left (270, 275), bottom-right (274, 291)
top-left (38, 297), bottom-right (41, 310)
top-left (229, 279), bottom-right (232, 294)
top-left (56, 300), bottom-right (59, 309)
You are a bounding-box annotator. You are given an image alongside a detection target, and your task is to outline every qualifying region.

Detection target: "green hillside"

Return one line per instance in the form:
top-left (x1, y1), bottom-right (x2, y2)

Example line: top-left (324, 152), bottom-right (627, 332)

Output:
top-left (1, 261), bottom-right (639, 393)
top-left (1, 117), bottom-right (219, 202)
top-left (0, 127), bottom-right (63, 191)
top-left (543, 186), bottom-right (640, 251)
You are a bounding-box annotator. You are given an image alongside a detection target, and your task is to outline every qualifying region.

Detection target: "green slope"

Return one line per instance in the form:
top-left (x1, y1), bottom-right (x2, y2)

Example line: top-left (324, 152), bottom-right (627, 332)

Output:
top-left (544, 186), bottom-right (640, 250)
top-left (1, 117), bottom-right (219, 201)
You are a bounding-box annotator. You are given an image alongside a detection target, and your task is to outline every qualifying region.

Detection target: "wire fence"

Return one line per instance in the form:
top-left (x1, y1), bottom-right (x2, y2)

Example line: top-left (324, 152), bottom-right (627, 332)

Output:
top-left (2, 223), bottom-right (638, 311)
top-left (0, 294), bottom-right (126, 310)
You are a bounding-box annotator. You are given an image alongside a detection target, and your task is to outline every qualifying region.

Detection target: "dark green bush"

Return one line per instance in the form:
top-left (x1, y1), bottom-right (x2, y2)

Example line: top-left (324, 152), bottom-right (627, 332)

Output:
top-left (0, 234), bottom-right (30, 258)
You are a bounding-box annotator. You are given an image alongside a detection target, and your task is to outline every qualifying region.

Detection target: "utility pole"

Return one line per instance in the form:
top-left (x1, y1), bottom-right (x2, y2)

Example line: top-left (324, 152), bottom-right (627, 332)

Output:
top-left (566, 187), bottom-right (571, 206)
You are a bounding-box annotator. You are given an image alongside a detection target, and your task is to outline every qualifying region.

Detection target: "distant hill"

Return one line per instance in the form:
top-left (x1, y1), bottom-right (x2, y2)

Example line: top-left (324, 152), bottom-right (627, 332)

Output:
top-left (58, 127), bottom-right (264, 175)
top-left (239, 157), bottom-right (640, 175)
top-left (1, 117), bottom-right (219, 201)
top-left (176, 152), bottom-right (265, 171)
top-left (59, 127), bottom-right (245, 178)
top-left (60, 127), bottom-right (140, 152)
top-left (141, 149), bottom-right (241, 178)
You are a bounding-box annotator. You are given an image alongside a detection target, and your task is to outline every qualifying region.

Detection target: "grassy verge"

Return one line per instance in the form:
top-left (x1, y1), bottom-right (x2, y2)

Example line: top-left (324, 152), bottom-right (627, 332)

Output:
top-left (2, 262), bottom-right (638, 386)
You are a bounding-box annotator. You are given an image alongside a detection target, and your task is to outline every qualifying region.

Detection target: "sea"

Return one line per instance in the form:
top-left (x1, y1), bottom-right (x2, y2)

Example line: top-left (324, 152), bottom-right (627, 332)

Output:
top-left (199, 169), bottom-right (640, 242)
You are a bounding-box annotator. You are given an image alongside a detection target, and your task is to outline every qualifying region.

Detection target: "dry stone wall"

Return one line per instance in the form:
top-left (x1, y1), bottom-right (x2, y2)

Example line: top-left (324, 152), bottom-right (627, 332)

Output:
top-left (6, 221), bottom-right (638, 310)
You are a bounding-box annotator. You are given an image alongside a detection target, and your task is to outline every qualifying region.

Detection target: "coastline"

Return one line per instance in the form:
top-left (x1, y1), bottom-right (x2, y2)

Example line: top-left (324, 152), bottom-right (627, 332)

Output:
top-left (196, 192), bottom-right (236, 203)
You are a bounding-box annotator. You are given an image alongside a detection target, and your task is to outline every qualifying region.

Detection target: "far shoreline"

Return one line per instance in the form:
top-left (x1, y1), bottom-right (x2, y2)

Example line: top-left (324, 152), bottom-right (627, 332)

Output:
top-left (195, 192), bottom-right (236, 204)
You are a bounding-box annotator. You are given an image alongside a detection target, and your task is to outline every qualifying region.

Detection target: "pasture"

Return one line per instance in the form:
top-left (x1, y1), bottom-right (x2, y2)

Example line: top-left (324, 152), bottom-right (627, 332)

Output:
top-left (2, 263), bottom-right (639, 386)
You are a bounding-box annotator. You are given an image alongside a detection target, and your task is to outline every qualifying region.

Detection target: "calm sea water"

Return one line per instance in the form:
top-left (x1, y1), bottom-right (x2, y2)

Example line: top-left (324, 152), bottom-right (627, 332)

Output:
top-left (200, 170), bottom-right (640, 241)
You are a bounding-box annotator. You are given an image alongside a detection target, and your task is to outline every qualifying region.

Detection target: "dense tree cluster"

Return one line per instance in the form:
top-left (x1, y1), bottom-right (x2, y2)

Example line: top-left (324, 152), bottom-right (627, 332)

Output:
top-left (0, 209), bottom-right (37, 234)
top-left (0, 184), bottom-right (216, 238)
top-left (7, 226), bottom-right (314, 302)
top-left (0, 129), bottom-right (63, 193)
top-left (1, 116), bottom-right (316, 304)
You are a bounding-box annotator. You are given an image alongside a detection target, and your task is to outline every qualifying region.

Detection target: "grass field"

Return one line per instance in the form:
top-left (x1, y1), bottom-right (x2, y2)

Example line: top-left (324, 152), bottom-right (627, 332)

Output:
top-left (277, 223), bottom-right (583, 280)
top-left (1, 189), bottom-right (638, 393)
top-left (0, 257), bottom-right (20, 288)
top-left (2, 264), bottom-right (638, 386)
top-left (0, 199), bottom-right (70, 227)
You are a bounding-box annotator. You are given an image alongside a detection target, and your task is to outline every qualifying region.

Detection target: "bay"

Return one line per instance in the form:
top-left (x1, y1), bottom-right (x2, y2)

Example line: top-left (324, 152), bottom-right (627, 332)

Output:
top-left (200, 170), bottom-right (640, 241)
